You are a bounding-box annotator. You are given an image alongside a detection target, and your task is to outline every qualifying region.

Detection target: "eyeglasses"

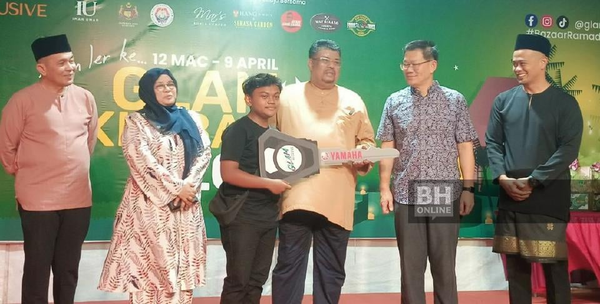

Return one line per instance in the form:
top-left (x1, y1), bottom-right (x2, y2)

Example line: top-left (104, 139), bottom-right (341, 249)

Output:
top-left (154, 83), bottom-right (177, 92)
top-left (312, 57), bottom-right (341, 67)
top-left (400, 60), bottom-right (432, 70)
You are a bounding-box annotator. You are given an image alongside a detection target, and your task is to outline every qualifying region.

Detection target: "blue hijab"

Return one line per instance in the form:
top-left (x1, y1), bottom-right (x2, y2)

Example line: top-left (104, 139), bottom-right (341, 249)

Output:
top-left (138, 68), bottom-right (202, 178)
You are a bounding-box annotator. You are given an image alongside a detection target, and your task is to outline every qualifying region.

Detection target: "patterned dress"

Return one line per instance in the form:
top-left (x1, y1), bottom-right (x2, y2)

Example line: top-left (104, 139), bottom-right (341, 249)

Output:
top-left (98, 111), bottom-right (211, 304)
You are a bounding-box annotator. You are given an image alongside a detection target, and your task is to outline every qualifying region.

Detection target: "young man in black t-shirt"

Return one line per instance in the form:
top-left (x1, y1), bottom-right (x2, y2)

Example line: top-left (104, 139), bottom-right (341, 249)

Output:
top-left (218, 73), bottom-right (291, 304)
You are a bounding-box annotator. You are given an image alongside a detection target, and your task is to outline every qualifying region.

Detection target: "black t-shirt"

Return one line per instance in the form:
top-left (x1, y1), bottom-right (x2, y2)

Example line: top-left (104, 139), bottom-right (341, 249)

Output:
top-left (220, 115), bottom-right (280, 225)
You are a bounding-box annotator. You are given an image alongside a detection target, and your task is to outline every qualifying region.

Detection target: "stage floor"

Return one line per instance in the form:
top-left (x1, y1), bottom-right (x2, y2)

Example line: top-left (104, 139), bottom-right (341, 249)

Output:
top-left (80, 288), bottom-right (600, 304)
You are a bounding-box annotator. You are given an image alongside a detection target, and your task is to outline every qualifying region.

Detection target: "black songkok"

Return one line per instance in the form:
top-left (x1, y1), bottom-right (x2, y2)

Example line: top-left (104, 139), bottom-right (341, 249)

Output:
top-left (31, 34), bottom-right (72, 61)
top-left (514, 34), bottom-right (551, 57)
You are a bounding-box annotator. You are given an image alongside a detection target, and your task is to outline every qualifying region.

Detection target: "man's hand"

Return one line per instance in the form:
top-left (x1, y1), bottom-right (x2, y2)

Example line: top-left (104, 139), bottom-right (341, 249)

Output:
top-left (499, 175), bottom-right (531, 201)
top-left (459, 191), bottom-right (475, 216)
top-left (266, 179), bottom-right (291, 195)
top-left (353, 144), bottom-right (373, 174)
top-left (380, 186), bottom-right (394, 214)
top-left (517, 177), bottom-right (533, 192)
top-left (352, 160), bottom-right (373, 172)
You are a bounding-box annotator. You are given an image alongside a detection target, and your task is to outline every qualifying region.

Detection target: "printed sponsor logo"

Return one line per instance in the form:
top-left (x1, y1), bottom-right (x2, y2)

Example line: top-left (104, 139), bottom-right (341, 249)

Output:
top-left (193, 6), bottom-right (226, 27)
top-left (232, 9), bottom-right (273, 29)
top-left (281, 10), bottom-right (302, 33)
top-left (151, 4), bottom-right (174, 27)
top-left (277, 145), bottom-right (302, 172)
top-left (310, 13), bottom-right (340, 32)
top-left (73, 1), bottom-right (98, 22)
top-left (76, 0), bottom-right (96, 16)
top-left (118, 2), bottom-right (139, 27)
top-left (320, 150), bottom-right (364, 163)
top-left (347, 14), bottom-right (376, 37)
top-left (0, 2), bottom-right (48, 17)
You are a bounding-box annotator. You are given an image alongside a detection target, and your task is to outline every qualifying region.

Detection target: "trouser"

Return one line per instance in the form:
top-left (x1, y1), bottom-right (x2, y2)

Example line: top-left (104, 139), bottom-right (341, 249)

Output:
top-left (220, 219), bottom-right (277, 304)
top-left (504, 254), bottom-right (571, 304)
top-left (19, 205), bottom-right (91, 304)
top-left (395, 203), bottom-right (460, 304)
top-left (494, 209), bottom-right (571, 304)
top-left (272, 210), bottom-right (351, 304)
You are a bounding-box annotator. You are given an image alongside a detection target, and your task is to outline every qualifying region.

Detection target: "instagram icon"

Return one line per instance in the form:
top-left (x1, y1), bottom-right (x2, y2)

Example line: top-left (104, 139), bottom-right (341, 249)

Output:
top-left (541, 15), bottom-right (553, 28)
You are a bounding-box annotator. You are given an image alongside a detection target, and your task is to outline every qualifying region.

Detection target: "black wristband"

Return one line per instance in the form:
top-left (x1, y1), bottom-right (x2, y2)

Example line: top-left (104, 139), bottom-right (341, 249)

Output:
top-left (462, 186), bottom-right (475, 193)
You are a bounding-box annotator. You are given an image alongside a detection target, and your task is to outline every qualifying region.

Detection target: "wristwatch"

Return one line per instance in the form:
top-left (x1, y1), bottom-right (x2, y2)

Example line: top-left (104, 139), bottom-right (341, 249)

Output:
top-left (462, 186), bottom-right (475, 193)
top-left (528, 176), bottom-right (541, 188)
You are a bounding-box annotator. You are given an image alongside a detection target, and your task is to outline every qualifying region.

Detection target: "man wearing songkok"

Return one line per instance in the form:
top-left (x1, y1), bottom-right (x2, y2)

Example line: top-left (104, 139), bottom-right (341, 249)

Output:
top-left (486, 34), bottom-right (583, 304)
top-left (0, 34), bottom-right (98, 304)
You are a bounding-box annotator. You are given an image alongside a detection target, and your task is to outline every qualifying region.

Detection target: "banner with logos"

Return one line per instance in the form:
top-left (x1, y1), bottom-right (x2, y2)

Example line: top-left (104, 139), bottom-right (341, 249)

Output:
top-left (1, 0), bottom-right (599, 240)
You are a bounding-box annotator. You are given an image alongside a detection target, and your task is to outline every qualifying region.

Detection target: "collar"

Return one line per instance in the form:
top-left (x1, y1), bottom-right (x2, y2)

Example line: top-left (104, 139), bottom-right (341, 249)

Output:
top-left (410, 80), bottom-right (441, 97)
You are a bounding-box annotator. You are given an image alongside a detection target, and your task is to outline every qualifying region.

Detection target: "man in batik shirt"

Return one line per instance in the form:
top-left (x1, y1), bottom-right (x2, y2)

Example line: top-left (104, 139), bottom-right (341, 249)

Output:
top-left (377, 40), bottom-right (477, 304)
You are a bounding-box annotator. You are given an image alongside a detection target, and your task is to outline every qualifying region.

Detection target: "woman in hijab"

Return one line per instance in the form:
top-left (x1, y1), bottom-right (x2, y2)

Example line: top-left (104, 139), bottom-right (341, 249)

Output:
top-left (98, 68), bottom-right (211, 304)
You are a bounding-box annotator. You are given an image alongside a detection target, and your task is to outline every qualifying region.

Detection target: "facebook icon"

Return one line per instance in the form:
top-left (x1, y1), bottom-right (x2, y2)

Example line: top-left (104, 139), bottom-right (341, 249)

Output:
top-left (525, 14), bottom-right (538, 28)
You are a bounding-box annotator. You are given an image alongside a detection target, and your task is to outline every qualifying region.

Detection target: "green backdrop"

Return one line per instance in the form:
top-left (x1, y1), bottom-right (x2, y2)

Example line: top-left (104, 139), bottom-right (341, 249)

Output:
top-left (1, 0), bottom-right (599, 240)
